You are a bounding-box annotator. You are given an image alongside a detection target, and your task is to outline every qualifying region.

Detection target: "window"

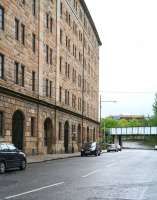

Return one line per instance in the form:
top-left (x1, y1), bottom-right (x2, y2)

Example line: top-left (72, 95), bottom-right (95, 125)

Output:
top-left (46, 79), bottom-right (48, 97)
top-left (21, 24), bottom-right (25, 45)
top-left (21, 65), bottom-right (25, 87)
top-left (46, 45), bottom-right (49, 63)
top-left (32, 0), bottom-right (36, 16)
top-left (72, 94), bottom-right (76, 108)
top-left (32, 33), bottom-right (36, 53)
top-left (67, 64), bottom-right (70, 78)
top-left (50, 48), bottom-right (52, 65)
top-left (15, 18), bottom-right (19, 40)
top-left (59, 86), bottom-right (62, 102)
top-left (0, 53), bottom-right (4, 79)
top-left (59, 56), bottom-right (62, 73)
top-left (50, 17), bottom-right (53, 33)
top-left (65, 89), bottom-right (67, 104)
top-left (31, 117), bottom-right (35, 137)
top-left (0, 112), bottom-right (3, 137)
top-left (66, 11), bottom-right (68, 23)
top-left (60, 2), bottom-right (63, 17)
top-left (46, 13), bottom-right (49, 29)
top-left (0, 5), bottom-right (4, 30)
top-left (15, 62), bottom-right (19, 84)
top-left (72, 125), bottom-right (76, 141)
top-left (60, 29), bottom-right (63, 44)
top-left (67, 91), bottom-right (69, 105)
top-left (50, 81), bottom-right (52, 97)
top-left (66, 36), bottom-right (68, 47)
top-left (59, 122), bottom-right (62, 140)
top-left (22, 0), bottom-right (25, 4)
top-left (32, 71), bottom-right (35, 91)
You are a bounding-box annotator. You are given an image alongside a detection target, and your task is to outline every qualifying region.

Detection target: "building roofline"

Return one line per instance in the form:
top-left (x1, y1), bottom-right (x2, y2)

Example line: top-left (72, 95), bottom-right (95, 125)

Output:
top-left (80, 0), bottom-right (102, 46)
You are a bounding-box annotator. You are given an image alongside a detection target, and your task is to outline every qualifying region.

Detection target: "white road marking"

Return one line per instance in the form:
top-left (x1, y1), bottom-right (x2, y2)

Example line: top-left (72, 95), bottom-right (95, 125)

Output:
top-left (4, 182), bottom-right (64, 199)
top-left (82, 170), bottom-right (100, 178)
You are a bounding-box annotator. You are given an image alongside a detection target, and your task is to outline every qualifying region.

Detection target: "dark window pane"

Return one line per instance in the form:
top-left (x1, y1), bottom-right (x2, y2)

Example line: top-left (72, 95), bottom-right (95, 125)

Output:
top-left (21, 24), bottom-right (25, 45)
top-left (0, 112), bottom-right (3, 137)
top-left (0, 6), bottom-right (4, 30)
top-left (46, 79), bottom-right (48, 97)
top-left (15, 18), bottom-right (19, 40)
top-left (15, 62), bottom-right (19, 84)
top-left (0, 53), bottom-right (4, 79)
top-left (21, 65), bottom-right (25, 87)
top-left (31, 117), bottom-right (35, 137)
top-left (32, 0), bottom-right (36, 16)
top-left (32, 33), bottom-right (36, 53)
top-left (32, 71), bottom-right (35, 91)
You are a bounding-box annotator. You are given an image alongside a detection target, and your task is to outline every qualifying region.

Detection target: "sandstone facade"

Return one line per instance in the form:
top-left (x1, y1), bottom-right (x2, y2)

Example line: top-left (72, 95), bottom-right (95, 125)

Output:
top-left (0, 0), bottom-right (101, 155)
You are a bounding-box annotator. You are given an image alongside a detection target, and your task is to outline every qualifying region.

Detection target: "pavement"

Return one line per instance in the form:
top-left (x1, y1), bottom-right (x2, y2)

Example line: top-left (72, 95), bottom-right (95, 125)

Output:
top-left (27, 152), bottom-right (81, 164)
top-left (27, 150), bottom-right (106, 164)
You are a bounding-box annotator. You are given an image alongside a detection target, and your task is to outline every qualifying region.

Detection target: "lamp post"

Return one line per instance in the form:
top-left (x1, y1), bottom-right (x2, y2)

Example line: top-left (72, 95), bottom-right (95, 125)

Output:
top-left (99, 95), bottom-right (117, 143)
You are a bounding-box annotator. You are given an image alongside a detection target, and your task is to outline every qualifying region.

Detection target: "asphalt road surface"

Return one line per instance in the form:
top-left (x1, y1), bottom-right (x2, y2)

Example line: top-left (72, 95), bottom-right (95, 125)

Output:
top-left (0, 150), bottom-right (157, 200)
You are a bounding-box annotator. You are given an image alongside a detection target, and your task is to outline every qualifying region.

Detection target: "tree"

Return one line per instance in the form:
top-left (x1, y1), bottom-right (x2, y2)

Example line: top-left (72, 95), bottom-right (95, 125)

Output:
top-left (117, 119), bottom-right (128, 127)
top-left (151, 93), bottom-right (157, 126)
top-left (153, 93), bottom-right (157, 117)
top-left (101, 117), bottom-right (118, 129)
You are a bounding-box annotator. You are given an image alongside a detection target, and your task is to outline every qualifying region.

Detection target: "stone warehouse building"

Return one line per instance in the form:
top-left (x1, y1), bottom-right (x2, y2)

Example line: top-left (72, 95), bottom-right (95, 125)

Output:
top-left (0, 0), bottom-right (101, 155)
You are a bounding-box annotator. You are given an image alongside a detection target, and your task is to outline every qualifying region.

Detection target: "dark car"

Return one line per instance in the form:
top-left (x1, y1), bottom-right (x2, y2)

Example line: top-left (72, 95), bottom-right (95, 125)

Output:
top-left (0, 143), bottom-right (27, 174)
top-left (81, 142), bottom-right (101, 156)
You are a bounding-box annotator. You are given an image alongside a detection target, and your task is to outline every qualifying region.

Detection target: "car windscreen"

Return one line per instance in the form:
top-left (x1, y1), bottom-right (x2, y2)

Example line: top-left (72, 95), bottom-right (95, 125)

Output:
top-left (0, 144), bottom-right (9, 151)
top-left (83, 143), bottom-right (92, 148)
top-left (7, 144), bottom-right (16, 151)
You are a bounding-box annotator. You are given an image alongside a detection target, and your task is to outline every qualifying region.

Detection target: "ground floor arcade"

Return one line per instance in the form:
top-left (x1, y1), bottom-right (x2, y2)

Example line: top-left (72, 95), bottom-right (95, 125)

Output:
top-left (0, 93), bottom-right (99, 155)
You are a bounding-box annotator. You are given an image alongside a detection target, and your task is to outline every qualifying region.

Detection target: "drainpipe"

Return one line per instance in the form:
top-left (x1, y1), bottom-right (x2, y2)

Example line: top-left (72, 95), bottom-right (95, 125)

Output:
top-left (37, 0), bottom-right (40, 155)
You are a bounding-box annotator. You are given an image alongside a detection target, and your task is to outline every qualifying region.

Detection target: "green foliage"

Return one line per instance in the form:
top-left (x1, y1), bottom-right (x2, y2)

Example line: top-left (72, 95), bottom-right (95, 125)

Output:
top-left (153, 93), bottom-right (157, 117)
top-left (117, 119), bottom-right (128, 127)
top-left (128, 119), bottom-right (142, 127)
top-left (101, 117), bottom-right (118, 129)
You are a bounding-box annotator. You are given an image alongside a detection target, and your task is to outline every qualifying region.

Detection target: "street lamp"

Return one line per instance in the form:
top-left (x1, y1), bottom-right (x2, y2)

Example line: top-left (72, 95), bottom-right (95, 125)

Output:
top-left (99, 95), bottom-right (117, 142)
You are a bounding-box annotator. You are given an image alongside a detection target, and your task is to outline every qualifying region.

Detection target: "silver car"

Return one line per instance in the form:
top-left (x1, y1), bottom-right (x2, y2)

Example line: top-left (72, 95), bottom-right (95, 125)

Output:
top-left (107, 144), bottom-right (118, 152)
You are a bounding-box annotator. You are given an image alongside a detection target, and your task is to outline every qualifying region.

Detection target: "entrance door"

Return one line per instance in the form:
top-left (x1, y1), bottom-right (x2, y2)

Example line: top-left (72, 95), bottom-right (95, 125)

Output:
top-left (12, 110), bottom-right (24, 150)
top-left (64, 121), bottom-right (69, 153)
top-left (44, 118), bottom-right (53, 154)
top-left (87, 127), bottom-right (90, 142)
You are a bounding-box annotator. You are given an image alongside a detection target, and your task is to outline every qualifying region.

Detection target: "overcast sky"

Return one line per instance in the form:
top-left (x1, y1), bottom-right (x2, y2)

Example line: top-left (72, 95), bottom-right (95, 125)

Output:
top-left (85, 0), bottom-right (157, 117)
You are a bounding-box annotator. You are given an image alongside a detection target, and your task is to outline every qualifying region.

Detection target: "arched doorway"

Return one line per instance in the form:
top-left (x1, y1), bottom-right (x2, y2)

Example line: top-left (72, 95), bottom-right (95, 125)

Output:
top-left (44, 118), bottom-right (53, 154)
top-left (87, 127), bottom-right (90, 142)
top-left (77, 124), bottom-right (81, 144)
top-left (12, 110), bottom-right (24, 150)
top-left (64, 121), bottom-right (69, 153)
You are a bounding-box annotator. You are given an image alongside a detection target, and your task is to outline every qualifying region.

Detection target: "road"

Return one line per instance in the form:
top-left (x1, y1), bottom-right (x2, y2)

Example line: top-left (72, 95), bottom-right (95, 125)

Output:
top-left (0, 150), bottom-right (157, 200)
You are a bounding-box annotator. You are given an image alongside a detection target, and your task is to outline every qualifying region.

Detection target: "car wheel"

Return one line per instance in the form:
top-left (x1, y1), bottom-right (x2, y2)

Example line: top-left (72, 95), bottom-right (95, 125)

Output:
top-left (20, 159), bottom-right (26, 170)
top-left (0, 162), bottom-right (6, 174)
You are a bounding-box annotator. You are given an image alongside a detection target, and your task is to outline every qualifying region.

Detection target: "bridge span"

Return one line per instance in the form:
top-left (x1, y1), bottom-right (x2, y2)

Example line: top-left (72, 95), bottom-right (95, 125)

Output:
top-left (109, 126), bottom-right (157, 136)
top-left (107, 127), bottom-right (157, 147)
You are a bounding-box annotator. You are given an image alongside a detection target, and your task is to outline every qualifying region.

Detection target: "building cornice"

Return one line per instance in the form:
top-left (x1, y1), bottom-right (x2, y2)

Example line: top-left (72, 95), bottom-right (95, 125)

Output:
top-left (80, 0), bottom-right (102, 46)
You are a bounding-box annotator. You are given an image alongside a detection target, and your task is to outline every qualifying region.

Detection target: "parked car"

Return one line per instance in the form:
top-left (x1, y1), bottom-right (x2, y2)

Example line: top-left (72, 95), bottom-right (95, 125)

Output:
top-left (107, 144), bottom-right (118, 152)
top-left (0, 143), bottom-right (27, 174)
top-left (81, 142), bottom-right (101, 156)
top-left (154, 145), bottom-right (157, 150)
top-left (116, 144), bottom-right (122, 151)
